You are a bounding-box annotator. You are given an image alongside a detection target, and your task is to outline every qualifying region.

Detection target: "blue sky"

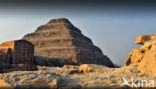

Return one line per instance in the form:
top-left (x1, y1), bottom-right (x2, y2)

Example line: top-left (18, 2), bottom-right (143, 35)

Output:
top-left (0, 1), bottom-right (156, 66)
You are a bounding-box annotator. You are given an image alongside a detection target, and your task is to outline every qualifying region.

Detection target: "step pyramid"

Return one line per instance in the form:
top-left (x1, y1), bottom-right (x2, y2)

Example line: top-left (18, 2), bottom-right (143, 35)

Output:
top-left (23, 18), bottom-right (114, 67)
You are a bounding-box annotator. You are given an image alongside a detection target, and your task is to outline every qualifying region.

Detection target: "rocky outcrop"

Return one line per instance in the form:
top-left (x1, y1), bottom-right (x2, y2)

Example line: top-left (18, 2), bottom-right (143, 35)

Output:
top-left (138, 45), bottom-right (156, 75)
top-left (0, 40), bottom-right (34, 65)
top-left (0, 71), bottom-right (62, 89)
top-left (124, 34), bottom-right (156, 66)
top-left (23, 18), bottom-right (114, 67)
top-left (63, 64), bottom-right (95, 73)
top-left (134, 34), bottom-right (156, 45)
top-left (37, 66), bottom-right (80, 76)
top-left (63, 64), bottom-right (113, 73)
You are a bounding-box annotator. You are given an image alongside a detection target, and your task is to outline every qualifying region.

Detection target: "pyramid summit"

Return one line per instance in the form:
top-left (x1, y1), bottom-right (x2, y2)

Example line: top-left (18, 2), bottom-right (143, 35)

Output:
top-left (35, 18), bottom-right (81, 34)
top-left (23, 18), bottom-right (114, 67)
top-left (48, 18), bottom-right (73, 25)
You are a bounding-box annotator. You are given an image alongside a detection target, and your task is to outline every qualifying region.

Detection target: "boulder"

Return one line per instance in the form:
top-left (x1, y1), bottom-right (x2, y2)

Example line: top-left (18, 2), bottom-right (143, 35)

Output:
top-left (23, 18), bottom-right (114, 67)
top-left (124, 34), bottom-right (156, 66)
top-left (63, 64), bottom-right (111, 73)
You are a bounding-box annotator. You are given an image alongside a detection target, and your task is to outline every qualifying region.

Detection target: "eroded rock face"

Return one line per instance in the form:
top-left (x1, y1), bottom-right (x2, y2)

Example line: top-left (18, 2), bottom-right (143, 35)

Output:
top-left (23, 18), bottom-right (114, 67)
top-left (124, 34), bottom-right (156, 66)
top-left (138, 45), bottom-right (156, 75)
top-left (0, 40), bottom-right (34, 65)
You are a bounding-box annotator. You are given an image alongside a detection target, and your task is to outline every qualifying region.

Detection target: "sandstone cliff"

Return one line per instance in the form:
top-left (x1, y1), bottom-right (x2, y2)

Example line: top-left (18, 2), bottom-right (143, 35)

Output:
top-left (23, 18), bottom-right (114, 67)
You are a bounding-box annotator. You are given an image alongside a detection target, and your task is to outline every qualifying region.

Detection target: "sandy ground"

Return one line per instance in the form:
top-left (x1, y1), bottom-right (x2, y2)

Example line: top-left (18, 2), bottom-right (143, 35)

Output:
top-left (59, 64), bottom-right (156, 89)
top-left (0, 64), bottom-right (156, 89)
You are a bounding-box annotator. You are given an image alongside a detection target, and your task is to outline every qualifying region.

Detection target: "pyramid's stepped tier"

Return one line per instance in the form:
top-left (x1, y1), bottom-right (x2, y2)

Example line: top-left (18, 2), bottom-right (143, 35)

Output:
top-left (23, 18), bottom-right (114, 67)
top-left (23, 28), bottom-right (92, 44)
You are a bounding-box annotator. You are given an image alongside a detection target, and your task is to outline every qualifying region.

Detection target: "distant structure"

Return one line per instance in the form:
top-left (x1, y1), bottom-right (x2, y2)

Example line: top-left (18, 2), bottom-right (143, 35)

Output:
top-left (23, 18), bottom-right (114, 67)
top-left (0, 40), bottom-right (34, 65)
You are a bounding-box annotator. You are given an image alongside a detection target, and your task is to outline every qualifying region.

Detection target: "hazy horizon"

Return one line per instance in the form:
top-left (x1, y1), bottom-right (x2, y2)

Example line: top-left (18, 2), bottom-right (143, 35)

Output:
top-left (0, 0), bottom-right (156, 66)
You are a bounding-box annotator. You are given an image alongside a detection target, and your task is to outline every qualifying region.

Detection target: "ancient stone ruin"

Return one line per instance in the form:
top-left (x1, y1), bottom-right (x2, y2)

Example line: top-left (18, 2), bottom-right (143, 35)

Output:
top-left (0, 40), bottom-right (34, 65)
top-left (23, 18), bottom-right (114, 67)
top-left (0, 40), bottom-right (36, 72)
